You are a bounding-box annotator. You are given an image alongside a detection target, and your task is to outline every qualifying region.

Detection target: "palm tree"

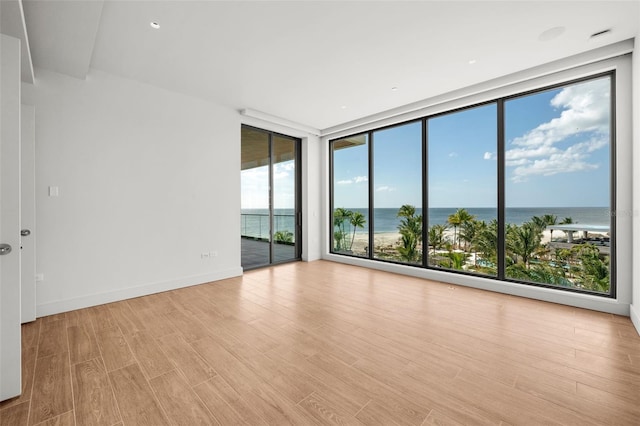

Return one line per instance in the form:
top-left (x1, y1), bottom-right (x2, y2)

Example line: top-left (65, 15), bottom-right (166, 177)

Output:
top-left (333, 207), bottom-right (352, 251)
top-left (508, 222), bottom-right (541, 269)
top-left (397, 205), bottom-right (422, 263)
top-left (461, 220), bottom-right (488, 267)
top-left (447, 208), bottom-right (475, 249)
top-left (474, 219), bottom-right (498, 269)
top-left (349, 211), bottom-right (366, 251)
top-left (542, 214), bottom-right (558, 241)
top-left (397, 205), bottom-right (422, 243)
top-left (446, 251), bottom-right (468, 270)
top-left (531, 215), bottom-right (547, 234)
top-left (428, 224), bottom-right (448, 254)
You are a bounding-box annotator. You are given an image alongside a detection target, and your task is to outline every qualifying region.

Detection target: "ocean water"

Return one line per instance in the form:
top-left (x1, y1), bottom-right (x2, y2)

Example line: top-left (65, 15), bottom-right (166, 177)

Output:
top-left (241, 207), bottom-right (611, 238)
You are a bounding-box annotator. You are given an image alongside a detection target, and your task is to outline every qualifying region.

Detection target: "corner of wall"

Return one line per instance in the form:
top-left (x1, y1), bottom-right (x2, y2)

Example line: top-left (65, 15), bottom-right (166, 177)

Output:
top-left (631, 303), bottom-right (640, 337)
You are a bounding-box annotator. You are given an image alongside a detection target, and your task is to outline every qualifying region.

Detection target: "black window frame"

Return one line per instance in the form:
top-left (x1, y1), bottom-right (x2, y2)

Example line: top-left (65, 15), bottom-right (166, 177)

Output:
top-left (328, 71), bottom-right (616, 298)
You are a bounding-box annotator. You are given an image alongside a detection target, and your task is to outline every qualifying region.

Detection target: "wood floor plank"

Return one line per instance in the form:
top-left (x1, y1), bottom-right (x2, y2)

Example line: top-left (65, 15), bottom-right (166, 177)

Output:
top-left (191, 336), bottom-right (320, 425)
top-left (193, 376), bottom-right (267, 426)
top-left (88, 305), bottom-right (118, 332)
top-left (0, 400), bottom-right (30, 426)
top-left (156, 333), bottom-right (217, 386)
top-left (67, 324), bottom-right (100, 365)
top-left (298, 391), bottom-right (365, 426)
top-left (71, 358), bottom-right (121, 426)
top-left (32, 410), bottom-right (75, 426)
top-left (131, 308), bottom-right (176, 339)
top-left (149, 370), bottom-right (220, 426)
top-left (163, 309), bottom-right (209, 342)
top-left (37, 320), bottom-right (68, 359)
top-left (421, 410), bottom-right (467, 426)
top-left (123, 331), bottom-right (173, 380)
top-left (107, 302), bottom-right (146, 336)
top-left (29, 352), bottom-right (73, 425)
top-left (306, 352), bottom-right (428, 426)
top-left (108, 364), bottom-right (169, 426)
top-left (22, 320), bottom-right (41, 349)
top-left (95, 327), bottom-right (135, 372)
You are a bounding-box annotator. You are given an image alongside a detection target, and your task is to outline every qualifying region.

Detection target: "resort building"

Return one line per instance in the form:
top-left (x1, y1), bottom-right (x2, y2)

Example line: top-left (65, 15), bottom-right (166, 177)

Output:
top-left (1, 1), bottom-right (640, 424)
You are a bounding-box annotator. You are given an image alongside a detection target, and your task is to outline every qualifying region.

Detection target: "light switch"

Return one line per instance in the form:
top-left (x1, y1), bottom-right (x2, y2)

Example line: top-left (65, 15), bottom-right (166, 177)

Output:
top-left (48, 186), bottom-right (59, 197)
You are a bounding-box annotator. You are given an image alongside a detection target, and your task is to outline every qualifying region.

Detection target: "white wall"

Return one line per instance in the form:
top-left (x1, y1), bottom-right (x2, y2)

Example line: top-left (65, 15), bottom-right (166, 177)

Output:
top-left (632, 36), bottom-right (640, 333)
top-left (22, 68), bottom-right (243, 316)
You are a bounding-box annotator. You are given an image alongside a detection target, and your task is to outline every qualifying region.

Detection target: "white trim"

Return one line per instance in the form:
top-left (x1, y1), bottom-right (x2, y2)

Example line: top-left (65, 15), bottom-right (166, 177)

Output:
top-left (35, 267), bottom-right (243, 317)
top-left (631, 304), bottom-right (640, 336)
top-left (240, 108), bottom-right (321, 136)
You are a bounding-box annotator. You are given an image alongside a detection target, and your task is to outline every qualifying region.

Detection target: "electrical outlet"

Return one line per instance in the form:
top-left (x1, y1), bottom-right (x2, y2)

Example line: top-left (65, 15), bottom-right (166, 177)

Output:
top-left (201, 252), bottom-right (210, 259)
top-left (35, 273), bottom-right (44, 282)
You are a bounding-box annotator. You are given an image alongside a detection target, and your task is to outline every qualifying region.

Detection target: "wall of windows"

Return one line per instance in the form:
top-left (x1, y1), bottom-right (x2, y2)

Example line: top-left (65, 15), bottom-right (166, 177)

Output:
top-left (329, 73), bottom-right (615, 297)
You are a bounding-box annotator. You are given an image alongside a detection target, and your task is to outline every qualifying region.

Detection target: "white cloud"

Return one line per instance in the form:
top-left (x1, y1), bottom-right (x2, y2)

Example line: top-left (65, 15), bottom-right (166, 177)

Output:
top-left (506, 78), bottom-right (609, 182)
top-left (483, 152), bottom-right (495, 160)
top-left (337, 175), bottom-right (368, 185)
top-left (448, 152), bottom-right (458, 158)
top-left (376, 185), bottom-right (396, 192)
top-left (511, 136), bottom-right (607, 182)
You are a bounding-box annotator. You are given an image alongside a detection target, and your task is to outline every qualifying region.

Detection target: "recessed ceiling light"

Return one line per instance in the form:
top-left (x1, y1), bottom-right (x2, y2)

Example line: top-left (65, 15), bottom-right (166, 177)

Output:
top-left (590, 29), bottom-right (611, 39)
top-left (468, 59), bottom-right (477, 65)
top-left (391, 87), bottom-right (398, 91)
top-left (341, 105), bottom-right (347, 109)
top-left (538, 26), bottom-right (565, 42)
top-left (150, 22), bottom-right (160, 29)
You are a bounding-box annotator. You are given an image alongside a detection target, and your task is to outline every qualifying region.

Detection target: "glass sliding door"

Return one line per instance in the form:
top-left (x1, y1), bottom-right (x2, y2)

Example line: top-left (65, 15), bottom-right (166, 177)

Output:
top-left (272, 135), bottom-right (298, 263)
top-left (241, 126), bottom-right (301, 269)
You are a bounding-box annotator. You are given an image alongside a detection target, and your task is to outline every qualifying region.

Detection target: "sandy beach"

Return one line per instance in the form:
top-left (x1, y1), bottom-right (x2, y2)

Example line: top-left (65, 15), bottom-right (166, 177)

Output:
top-left (345, 228), bottom-right (605, 257)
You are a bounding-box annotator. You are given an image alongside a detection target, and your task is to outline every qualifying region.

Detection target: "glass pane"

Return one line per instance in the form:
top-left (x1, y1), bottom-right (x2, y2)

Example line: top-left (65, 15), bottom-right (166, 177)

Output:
top-left (372, 122), bottom-right (422, 264)
top-left (332, 134), bottom-right (369, 257)
top-left (504, 77), bottom-right (611, 293)
top-left (428, 104), bottom-right (498, 276)
top-left (241, 127), bottom-right (270, 268)
top-left (272, 135), bottom-right (297, 263)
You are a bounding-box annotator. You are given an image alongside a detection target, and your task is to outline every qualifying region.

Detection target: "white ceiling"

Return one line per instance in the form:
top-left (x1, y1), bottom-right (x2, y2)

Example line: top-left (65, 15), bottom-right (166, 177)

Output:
top-left (22, 0), bottom-right (640, 131)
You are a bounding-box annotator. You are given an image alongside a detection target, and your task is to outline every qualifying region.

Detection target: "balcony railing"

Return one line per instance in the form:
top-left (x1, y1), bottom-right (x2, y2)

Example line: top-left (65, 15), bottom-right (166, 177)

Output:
top-left (240, 213), bottom-right (296, 242)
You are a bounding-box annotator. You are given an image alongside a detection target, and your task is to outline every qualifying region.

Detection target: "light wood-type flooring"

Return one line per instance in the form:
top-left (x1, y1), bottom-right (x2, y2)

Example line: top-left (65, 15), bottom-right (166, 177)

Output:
top-left (1, 260), bottom-right (640, 425)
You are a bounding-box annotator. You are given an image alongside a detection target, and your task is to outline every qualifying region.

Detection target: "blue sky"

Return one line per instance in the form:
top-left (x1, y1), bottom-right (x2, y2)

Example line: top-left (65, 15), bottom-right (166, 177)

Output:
top-left (332, 76), bottom-right (611, 209)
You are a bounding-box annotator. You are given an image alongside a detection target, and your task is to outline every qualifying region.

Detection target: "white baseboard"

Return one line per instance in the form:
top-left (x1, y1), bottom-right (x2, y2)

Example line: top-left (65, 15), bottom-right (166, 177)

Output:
top-left (631, 304), bottom-right (640, 337)
top-left (36, 267), bottom-right (243, 317)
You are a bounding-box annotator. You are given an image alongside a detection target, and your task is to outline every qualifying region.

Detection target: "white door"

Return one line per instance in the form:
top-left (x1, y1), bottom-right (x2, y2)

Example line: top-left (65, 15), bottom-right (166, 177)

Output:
top-left (0, 34), bottom-right (23, 401)
top-left (21, 104), bottom-right (35, 323)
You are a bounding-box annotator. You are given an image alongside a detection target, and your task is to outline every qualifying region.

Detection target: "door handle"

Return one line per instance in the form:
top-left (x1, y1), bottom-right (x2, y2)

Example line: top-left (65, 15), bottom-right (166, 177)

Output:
top-left (21, 229), bottom-right (31, 237)
top-left (0, 244), bottom-right (12, 255)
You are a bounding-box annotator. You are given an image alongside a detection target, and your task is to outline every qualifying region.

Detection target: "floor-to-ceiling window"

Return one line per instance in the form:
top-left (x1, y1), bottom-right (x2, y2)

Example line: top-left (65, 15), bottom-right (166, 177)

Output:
top-left (503, 75), bottom-right (613, 293)
top-left (427, 104), bottom-right (497, 276)
top-left (329, 72), bottom-right (615, 296)
top-left (241, 126), bottom-right (301, 269)
top-left (331, 134), bottom-right (369, 258)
